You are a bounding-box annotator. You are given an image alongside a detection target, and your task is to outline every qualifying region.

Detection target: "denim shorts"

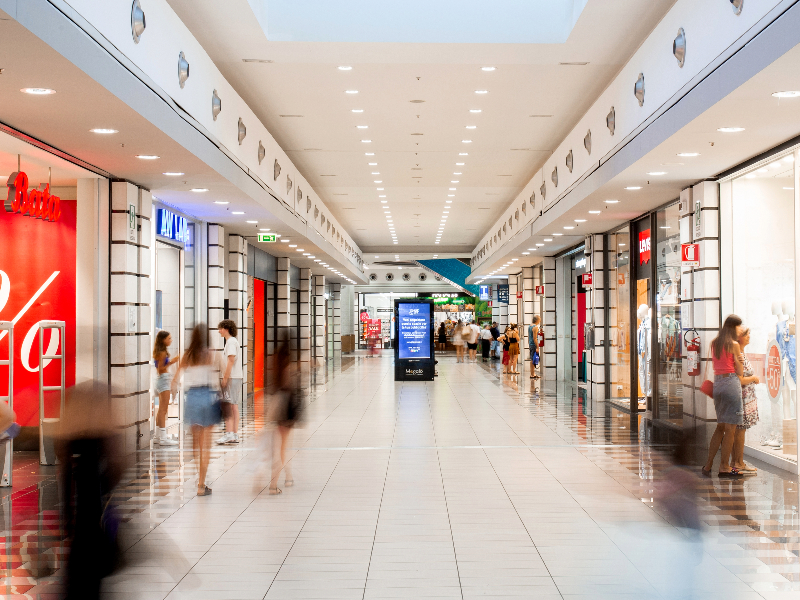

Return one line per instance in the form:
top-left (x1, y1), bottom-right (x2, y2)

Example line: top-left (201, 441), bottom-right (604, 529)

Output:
top-left (154, 373), bottom-right (172, 394)
top-left (184, 386), bottom-right (221, 428)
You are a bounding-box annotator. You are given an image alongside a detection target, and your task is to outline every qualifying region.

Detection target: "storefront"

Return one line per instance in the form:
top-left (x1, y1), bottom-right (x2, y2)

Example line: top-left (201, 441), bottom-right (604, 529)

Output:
top-left (554, 247), bottom-right (589, 382)
top-left (358, 293), bottom-right (411, 349)
top-left (0, 129), bottom-right (106, 451)
top-left (604, 199), bottom-right (683, 425)
top-left (150, 203), bottom-right (203, 436)
top-left (720, 146), bottom-right (798, 471)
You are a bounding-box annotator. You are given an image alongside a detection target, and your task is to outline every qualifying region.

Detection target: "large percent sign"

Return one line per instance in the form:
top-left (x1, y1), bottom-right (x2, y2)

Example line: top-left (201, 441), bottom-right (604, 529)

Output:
top-left (765, 341), bottom-right (782, 400)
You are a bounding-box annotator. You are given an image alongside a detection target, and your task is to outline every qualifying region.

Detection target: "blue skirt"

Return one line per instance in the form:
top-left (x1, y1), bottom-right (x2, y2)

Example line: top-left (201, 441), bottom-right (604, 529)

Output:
top-left (713, 373), bottom-right (743, 426)
top-left (184, 386), bottom-right (221, 428)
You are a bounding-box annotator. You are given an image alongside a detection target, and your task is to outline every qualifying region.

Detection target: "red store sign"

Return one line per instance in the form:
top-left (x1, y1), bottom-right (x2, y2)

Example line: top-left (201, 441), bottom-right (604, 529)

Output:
top-left (582, 273), bottom-right (593, 286)
top-left (5, 172), bottom-right (63, 222)
top-left (639, 229), bottom-right (651, 264)
top-left (1, 190), bottom-right (75, 427)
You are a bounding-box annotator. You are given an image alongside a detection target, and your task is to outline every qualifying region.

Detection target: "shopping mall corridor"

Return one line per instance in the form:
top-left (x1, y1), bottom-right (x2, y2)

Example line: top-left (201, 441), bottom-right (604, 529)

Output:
top-left (2, 354), bottom-right (798, 600)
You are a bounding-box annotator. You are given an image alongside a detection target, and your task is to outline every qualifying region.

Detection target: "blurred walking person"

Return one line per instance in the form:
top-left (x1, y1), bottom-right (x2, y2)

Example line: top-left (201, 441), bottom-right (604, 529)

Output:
top-left (528, 316), bottom-right (541, 379)
top-left (152, 331), bottom-right (179, 446)
top-left (176, 324), bottom-right (221, 496)
top-left (267, 332), bottom-right (303, 495)
top-left (217, 319), bottom-right (242, 445)
top-left (453, 319), bottom-right (465, 362)
top-left (480, 324), bottom-right (492, 362)
top-left (467, 320), bottom-right (481, 362)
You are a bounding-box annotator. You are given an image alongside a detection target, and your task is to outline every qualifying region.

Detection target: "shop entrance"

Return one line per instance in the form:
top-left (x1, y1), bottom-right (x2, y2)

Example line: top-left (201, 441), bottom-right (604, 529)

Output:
top-left (555, 248), bottom-right (587, 382)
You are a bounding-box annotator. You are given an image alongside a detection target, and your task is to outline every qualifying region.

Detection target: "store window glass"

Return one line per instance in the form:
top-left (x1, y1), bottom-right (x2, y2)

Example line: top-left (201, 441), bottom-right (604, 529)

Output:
top-left (609, 228), bottom-right (631, 404)
top-left (634, 217), bottom-right (653, 411)
top-left (731, 159), bottom-right (797, 464)
top-left (655, 203), bottom-right (682, 426)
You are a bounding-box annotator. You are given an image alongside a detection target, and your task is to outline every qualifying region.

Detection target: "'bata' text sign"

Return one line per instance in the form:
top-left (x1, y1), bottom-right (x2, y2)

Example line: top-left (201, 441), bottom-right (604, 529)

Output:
top-left (5, 172), bottom-right (62, 222)
top-left (681, 243), bottom-right (699, 267)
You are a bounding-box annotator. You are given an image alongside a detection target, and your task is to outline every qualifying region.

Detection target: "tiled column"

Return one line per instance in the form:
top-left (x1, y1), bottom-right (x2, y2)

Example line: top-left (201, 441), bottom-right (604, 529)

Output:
top-left (313, 275), bottom-right (325, 364)
top-left (207, 225), bottom-right (226, 357)
top-left (228, 234), bottom-right (247, 414)
top-left (508, 275), bottom-right (519, 325)
top-left (331, 282), bottom-right (341, 354)
top-left (682, 182), bottom-right (720, 422)
top-left (587, 235), bottom-right (607, 401)
top-left (299, 268), bottom-right (311, 363)
top-left (277, 258), bottom-right (291, 330)
top-left (110, 182), bottom-right (151, 453)
top-left (543, 257), bottom-right (557, 382)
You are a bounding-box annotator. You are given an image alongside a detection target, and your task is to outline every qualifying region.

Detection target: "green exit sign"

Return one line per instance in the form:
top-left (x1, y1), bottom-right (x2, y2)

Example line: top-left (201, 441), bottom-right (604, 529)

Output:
top-left (258, 233), bottom-right (276, 243)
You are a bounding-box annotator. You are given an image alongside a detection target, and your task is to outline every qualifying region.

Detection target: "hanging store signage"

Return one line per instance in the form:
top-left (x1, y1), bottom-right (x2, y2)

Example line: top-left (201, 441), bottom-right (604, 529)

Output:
top-left (497, 284), bottom-right (509, 304)
top-left (4, 172), bottom-right (62, 222)
top-left (156, 208), bottom-right (189, 243)
top-left (639, 229), bottom-right (651, 264)
top-left (0, 199), bottom-right (76, 427)
top-left (257, 233), bottom-right (276, 243)
top-left (765, 340), bottom-right (782, 400)
top-left (479, 285), bottom-right (489, 301)
top-left (582, 273), bottom-right (593, 286)
top-left (681, 243), bottom-right (699, 267)
top-left (366, 319), bottom-right (381, 337)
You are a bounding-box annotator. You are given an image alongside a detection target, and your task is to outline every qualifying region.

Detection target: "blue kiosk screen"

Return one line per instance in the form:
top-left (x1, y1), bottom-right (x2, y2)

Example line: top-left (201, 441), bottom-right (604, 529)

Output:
top-left (397, 303), bottom-right (431, 359)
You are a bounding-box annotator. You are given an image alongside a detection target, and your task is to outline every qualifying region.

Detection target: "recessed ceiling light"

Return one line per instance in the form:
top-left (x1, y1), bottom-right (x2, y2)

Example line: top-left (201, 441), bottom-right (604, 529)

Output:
top-left (574, 219), bottom-right (587, 223)
top-left (374, 180), bottom-right (382, 183)
top-left (466, 125), bottom-right (476, 129)
top-left (365, 152), bottom-right (374, 156)
top-left (451, 180), bottom-right (459, 183)
top-left (646, 171), bottom-right (667, 176)
top-left (449, 188), bottom-right (456, 191)
top-left (784, 187), bottom-right (795, 190)
top-left (456, 162), bottom-right (465, 166)
top-left (536, 243), bottom-right (545, 247)
top-left (589, 210), bottom-right (601, 214)
top-left (296, 248), bottom-right (304, 252)
top-left (21, 88), bottom-right (56, 95)
top-left (381, 200), bottom-right (387, 203)
top-left (377, 188), bottom-right (384, 190)
top-left (469, 109), bottom-right (482, 114)
top-left (784, 155), bottom-right (795, 163)
top-left (372, 172), bottom-right (380, 175)
top-left (462, 140), bottom-right (473, 143)
top-left (163, 172), bottom-right (184, 176)
top-left (379, 195), bottom-right (386, 198)
top-left (625, 186), bottom-right (642, 190)
top-left (352, 109), bottom-right (364, 113)
top-left (232, 211), bottom-right (244, 215)
top-left (522, 252), bottom-right (530, 255)
top-left (90, 128), bottom-right (118, 134)
top-left (563, 226), bottom-right (574, 230)
top-left (604, 199), bottom-right (619, 204)
top-left (314, 259), bottom-right (321, 263)
top-left (136, 155), bottom-right (160, 160)
top-left (214, 201), bottom-right (229, 205)
top-left (338, 66), bottom-right (352, 71)
top-left (345, 90), bottom-right (358, 94)
top-left (357, 125), bottom-right (369, 129)
top-left (454, 172), bottom-right (462, 175)
top-left (544, 238), bottom-right (553, 242)
top-left (459, 153), bottom-right (469, 156)
top-left (475, 90), bottom-right (488, 94)
top-left (757, 168), bottom-right (768, 173)
top-left (481, 66), bottom-right (496, 71)
top-left (448, 195), bottom-right (455, 197)
top-left (289, 244), bottom-right (297, 248)
top-left (717, 127), bottom-right (745, 133)
top-left (369, 162), bottom-right (377, 165)
top-left (260, 228), bottom-right (270, 231)
top-left (191, 188), bottom-right (208, 192)
top-left (362, 140), bottom-right (372, 143)
top-left (677, 152), bottom-right (700, 157)
top-left (772, 91), bottom-right (800, 98)
top-left (446, 200), bottom-right (453, 203)
top-left (246, 220), bottom-right (258, 224)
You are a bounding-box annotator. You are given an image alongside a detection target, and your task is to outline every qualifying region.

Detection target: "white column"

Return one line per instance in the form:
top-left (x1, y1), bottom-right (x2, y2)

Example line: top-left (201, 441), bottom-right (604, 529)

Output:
top-left (588, 235), bottom-right (607, 400)
top-left (109, 182), bottom-right (151, 452)
top-left (207, 224), bottom-right (226, 358)
top-left (228, 234), bottom-right (247, 413)
top-left (331, 282), bottom-right (341, 354)
top-left (313, 275), bottom-right (325, 364)
top-left (299, 268), bottom-right (311, 363)
top-left (543, 257), bottom-right (556, 382)
top-left (277, 257), bottom-right (291, 330)
top-left (522, 268), bottom-right (534, 359)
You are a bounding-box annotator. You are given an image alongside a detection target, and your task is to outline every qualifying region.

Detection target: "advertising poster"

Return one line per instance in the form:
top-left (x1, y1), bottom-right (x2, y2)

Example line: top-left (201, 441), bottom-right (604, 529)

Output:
top-left (397, 303), bottom-right (431, 359)
top-left (497, 284), bottom-right (509, 304)
top-left (475, 299), bottom-right (492, 323)
top-left (0, 201), bottom-right (77, 427)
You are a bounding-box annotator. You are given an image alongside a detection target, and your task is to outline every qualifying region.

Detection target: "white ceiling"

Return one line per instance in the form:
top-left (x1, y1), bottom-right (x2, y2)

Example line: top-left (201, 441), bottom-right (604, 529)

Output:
top-left (470, 40), bottom-right (800, 278)
top-left (167, 0), bottom-right (677, 254)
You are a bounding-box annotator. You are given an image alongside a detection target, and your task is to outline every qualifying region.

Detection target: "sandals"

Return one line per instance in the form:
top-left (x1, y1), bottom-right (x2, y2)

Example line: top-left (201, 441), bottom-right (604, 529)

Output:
top-left (268, 487), bottom-right (282, 495)
top-left (718, 468), bottom-right (744, 478)
top-left (284, 479), bottom-right (294, 487)
top-left (736, 464), bottom-right (758, 474)
top-left (196, 485), bottom-right (212, 496)
top-left (701, 467), bottom-right (711, 477)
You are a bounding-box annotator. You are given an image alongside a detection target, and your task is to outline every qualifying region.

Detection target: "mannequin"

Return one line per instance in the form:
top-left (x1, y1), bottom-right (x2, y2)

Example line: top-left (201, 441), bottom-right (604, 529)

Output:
top-left (780, 300), bottom-right (797, 422)
top-left (637, 304), bottom-right (652, 400)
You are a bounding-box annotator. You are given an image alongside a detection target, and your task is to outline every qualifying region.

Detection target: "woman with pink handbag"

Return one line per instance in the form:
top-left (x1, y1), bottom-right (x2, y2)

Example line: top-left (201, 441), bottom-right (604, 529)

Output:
top-left (701, 315), bottom-right (745, 478)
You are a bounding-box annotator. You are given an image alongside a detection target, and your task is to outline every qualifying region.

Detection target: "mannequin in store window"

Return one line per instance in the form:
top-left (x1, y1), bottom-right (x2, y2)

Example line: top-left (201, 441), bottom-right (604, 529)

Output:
top-left (779, 300), bottom-right (796, 424)
top-left (637, 303), bottom-right (652, 402)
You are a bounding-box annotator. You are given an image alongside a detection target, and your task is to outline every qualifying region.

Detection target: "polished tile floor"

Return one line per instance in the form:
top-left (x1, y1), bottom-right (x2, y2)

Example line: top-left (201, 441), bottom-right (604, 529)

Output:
top-left (1, 353), bottom-right (799, 599)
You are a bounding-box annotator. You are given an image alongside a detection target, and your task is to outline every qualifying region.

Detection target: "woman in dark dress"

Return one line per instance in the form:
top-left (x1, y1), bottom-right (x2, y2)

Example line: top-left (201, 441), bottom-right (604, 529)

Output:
top-left (437, 322), bottom-right (447, 351)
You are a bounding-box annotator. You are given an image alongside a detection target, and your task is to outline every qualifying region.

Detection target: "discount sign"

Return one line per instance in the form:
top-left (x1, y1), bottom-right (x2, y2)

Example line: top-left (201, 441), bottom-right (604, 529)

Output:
top-left (765, 340), bottom-right (782, 400)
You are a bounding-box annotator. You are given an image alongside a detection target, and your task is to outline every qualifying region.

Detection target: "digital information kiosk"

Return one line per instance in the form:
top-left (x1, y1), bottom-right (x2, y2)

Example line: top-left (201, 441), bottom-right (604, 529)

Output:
top-left (394, 299), bottom-right (435, 381)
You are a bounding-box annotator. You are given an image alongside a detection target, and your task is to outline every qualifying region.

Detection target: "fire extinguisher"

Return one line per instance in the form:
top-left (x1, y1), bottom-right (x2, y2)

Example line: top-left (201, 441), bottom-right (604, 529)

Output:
top-left (685, 328), bottom-right (700, 377)
top-left (538, 328), bottom-right (545, 348)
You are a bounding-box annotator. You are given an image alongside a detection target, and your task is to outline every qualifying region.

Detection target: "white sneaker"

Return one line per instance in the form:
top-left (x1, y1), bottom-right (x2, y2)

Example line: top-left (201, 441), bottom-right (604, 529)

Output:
top-left (216, 432), bottom-right (233, 445)
top-left (159, 428), bottom-right (178, 446)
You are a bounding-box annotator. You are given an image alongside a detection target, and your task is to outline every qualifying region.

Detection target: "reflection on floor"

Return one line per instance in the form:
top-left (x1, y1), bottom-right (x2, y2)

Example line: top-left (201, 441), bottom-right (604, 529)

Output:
top-left (1, 354), bottom-right (798, 599)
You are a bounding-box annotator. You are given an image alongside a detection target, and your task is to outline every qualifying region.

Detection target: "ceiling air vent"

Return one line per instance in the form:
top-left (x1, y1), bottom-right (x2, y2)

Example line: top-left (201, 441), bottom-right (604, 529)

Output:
top-left (369, 273), bottom-right (378, 281)
top-left (212, 90), bottom-right (222, 121)
top-left (434, 275), bottom-right (442, 281)
top-left (131, 0), bottom-right (146, 44)
top-left (402, 273), bottom-right (411, 281)
top-left (418, 273), bottom-right (427, 281)
top-left (385, 273), bottom-right (394, 282)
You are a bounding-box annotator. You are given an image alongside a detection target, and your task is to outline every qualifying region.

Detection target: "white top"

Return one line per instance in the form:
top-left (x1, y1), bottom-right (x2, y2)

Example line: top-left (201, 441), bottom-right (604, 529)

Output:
top-left (480, 328), bottom-right (493, 341)
top-left (468, 324), bottom-right (481, 344)
top-left (224, 336), bottom-right (243, 379)
top-left (183, 364), bottom-right (218, 390)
